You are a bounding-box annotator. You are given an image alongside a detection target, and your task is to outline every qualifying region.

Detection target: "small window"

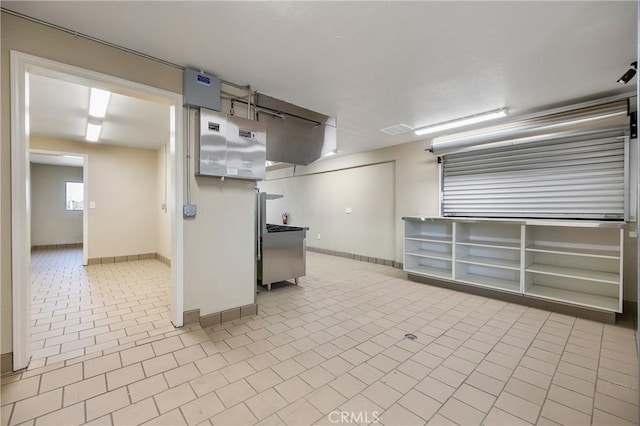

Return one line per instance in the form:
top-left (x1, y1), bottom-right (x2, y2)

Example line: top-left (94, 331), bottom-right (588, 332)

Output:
top-left (65, 182), bottom-right (84, 211)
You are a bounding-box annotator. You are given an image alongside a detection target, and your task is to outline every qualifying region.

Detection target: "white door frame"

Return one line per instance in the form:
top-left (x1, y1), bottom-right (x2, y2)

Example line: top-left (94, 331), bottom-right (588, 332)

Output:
top-left (11, 51), bottom-right (185, 371)
top-left (29, 149), bottom-right (89, 266)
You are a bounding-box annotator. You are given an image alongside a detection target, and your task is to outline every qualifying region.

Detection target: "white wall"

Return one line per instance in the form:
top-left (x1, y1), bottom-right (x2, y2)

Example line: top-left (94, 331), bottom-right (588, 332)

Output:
top-left (266, 140), bottom-right (439, 263)
top-left (30, 136), bottom-right (158, 259)
top-left (260, 162), bottom-right (396, 261)
top-left (30, 163), bottom-right (83, 246)
top-left (266, 137), bottom-right (638, 303)
top-left (182, 109), bottom-right (256, 317)
top-left (157, 143), bottom-right (171, 260)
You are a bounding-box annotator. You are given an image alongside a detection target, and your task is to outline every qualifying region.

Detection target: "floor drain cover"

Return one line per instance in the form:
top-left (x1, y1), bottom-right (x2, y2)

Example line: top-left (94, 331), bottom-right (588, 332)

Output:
top-left (404, 333), bottom-right (417, 340)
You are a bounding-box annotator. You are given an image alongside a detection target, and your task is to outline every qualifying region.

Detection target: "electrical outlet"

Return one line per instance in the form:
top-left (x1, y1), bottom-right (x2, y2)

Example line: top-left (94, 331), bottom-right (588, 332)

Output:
top-left (183, 204), bottom-right (197, 217)
top-left (345, 207), bottom-right (352, 214)
top-left (317, 233), bottom-right (321, 240)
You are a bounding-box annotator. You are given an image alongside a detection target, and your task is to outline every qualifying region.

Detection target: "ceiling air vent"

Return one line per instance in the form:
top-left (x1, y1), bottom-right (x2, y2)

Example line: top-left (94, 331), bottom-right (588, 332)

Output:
top-left (380, 123), bottom-right (413, 135)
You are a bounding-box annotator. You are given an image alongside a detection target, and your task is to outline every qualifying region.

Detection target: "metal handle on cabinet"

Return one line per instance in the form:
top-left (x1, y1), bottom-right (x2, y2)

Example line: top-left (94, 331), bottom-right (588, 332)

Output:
top-left (256, 192), bottom-right (261, 260)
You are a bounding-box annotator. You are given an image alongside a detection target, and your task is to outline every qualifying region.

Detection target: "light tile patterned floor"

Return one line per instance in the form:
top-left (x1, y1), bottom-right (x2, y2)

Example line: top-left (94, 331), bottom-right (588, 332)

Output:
top-left (29, 248), bottom-right (172, 369)
top-left (1, 248), bottom-right (638, 425)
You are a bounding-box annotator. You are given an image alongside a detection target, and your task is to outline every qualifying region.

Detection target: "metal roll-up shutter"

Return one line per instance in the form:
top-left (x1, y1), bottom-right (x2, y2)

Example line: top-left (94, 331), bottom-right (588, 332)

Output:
top-left (442, 133), bottom-right (628, 219)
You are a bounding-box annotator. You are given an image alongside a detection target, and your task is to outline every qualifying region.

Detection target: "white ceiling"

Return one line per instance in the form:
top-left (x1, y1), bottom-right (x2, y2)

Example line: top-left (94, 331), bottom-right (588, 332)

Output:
top-left (29, 73), bottom-right (170, 150)
top-left (30, 152), bottom-right (83, 167)
top-left (5, 1), bottom-right (638, 155)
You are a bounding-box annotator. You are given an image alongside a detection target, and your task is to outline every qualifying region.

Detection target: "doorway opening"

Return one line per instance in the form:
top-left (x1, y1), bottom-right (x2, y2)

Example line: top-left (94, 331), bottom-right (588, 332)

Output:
top-left (11, 51), bottom-right (184, 371)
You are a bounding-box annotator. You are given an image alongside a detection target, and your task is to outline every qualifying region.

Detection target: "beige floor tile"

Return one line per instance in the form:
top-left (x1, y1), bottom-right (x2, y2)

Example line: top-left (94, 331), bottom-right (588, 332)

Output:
top-left (294, 350), bottom-right (326, 369)
top-left (179, 390), bottom-right (225, 424)
top-left (598, 367), bottom-right (638, 390)
top-left (503, 377), bottom-right (547, 406)
top-left (596, 379), bottom-right (638, 405)
top-left (163, 363), bottom-right (201, 388)
top-left (10, 389), bottom-right (62, 425)
top-left (313, 343), bottom-right (343, 360)
top-left (483, 407), bottom-right (534, 426)
top-left (379, 403), bottom-right (425, 426)
top-left (245, 388), bottom-right (288, 420)
top-left (337, 394), bottom-right (383, 424)
top-left (190, 371), bottom-right (229, 397)
top-left (274, 376), bottom-right (313, 403)
top-left (547, 384), bottom-right (593, 415)
top-left (1, 376), bottom-right (40, 404)
top-left (142, 353), bottom-right (178, 377)
top-left (219, 360), bottom-right (256, 383)
top-left (594, 392), bottom-right (638, 423)
top-left (216, 379), bottom-right (257, 408)
top-left (246, 352), bottom-right (280, 372)
top-left (142, 408), bottom-right (187, 426)
top-left (494, 391), bottom-right (541, 423)
top-left (556, 360), bottom-right (597, 383)
top-left (551, 372), bottom-right (595, 398)
top-left (329, 374), bottom-right (367, 400)
top-left (277, 400), bottom-right (322, 425)
top-left (591, 408), bottom-right (637, 426)
top-left (151, 336), bottom-right (184, 356)
top-left (511, 366), bottom-right (552, 390)
top-left (63, 375), bottom-right (107, 407)
top-left (438, 397), bottom-right (485, 426)
top-left (453, 383), bottom-right (495, 412)
top-left (397, 389), bottom-right (441, 421)
top-left (298, 365), bottom-right (334, 389)
top-left (361, 381), bottom-right (402, 409)
top-left (173, 345), bottom-right (206, 366)
top-left (246, 368), bottom-right (283, 393)
top-left (428, 365), bottom-right (466, 389)
top-left (154, 383), bottom-right (197, 414)
top-left (39, 364), bottom-right (83, 393)
top-left (106, 363), bottom-right (145, 391)
top-left (414, 376), bottom-right (456, 403)
top-left (195, 354), bottom-right (229, 375)
top-left (211, 402), bottom-right (258, 426)
top-left (120, 344), bottom-right (156, 367)
top-left (541, 399), bottom-right (591, 425)
top-left (35, 402), bottom-right (85, 426)
top-left (321, 356), bottom-right (354, 377)
top-left (383, 370), bottom-right (420, 394)
top-left (305, 385), bottom-right (347, 414)
top-left (112, 397), bottom-right (158, 425)
top-left (85, 388), bottom-right (130, 421)
top-left (127, 374), bottom-right (169, 403)
top-left (426, 413), bottom-right (457, 425)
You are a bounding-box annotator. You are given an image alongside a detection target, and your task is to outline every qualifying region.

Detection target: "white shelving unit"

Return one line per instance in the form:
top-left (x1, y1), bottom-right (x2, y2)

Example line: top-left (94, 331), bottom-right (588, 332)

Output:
top-left (403, 217), bottom-right (625, 313)
top-left (454, 221), bottom-right (522, 294)
top-left (523, 224), bottom-right (623, 312)
top-left (404, 219), bottom-right (453, 280)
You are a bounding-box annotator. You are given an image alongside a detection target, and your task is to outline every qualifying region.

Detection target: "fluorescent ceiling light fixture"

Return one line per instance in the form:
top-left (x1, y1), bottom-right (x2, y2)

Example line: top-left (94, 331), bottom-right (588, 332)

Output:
top-left (414, 108), bottom-right (508, 136)
top-left (85, 122), bottom-right (102, 142)
top-left (89, 88), bottom-right (111, 118)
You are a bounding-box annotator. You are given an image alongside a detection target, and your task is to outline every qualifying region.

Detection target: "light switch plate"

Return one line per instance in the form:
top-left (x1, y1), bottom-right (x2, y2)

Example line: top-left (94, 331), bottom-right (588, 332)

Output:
top-left (89, 201), bottom-right (96, 209)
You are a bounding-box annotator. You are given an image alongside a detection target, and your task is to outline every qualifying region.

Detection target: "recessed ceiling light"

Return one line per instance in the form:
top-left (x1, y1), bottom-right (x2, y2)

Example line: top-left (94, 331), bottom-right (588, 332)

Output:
top-left (86, 121), bottom-right (102, 142)
top-left (380, 123), bottom-right (414, 135)
top-left (89, 88), bottom-right (111, 118)
top-left (414, 108), bottom-right (508, 136)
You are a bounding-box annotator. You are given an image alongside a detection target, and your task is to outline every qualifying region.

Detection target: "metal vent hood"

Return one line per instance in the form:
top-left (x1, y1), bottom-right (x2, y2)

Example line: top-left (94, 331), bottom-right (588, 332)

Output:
top-left (254, 93), bottom-right (337, 166)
